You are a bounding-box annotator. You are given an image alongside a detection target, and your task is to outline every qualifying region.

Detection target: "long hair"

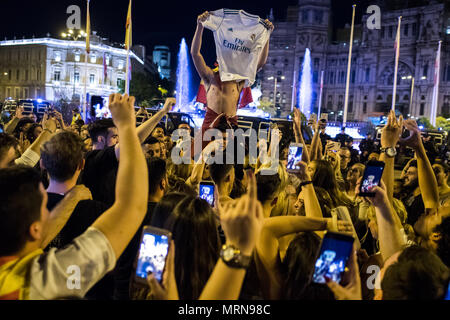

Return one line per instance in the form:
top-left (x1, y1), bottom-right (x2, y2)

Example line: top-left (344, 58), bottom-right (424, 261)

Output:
top-left (166, 195), bottom-right (220, 299)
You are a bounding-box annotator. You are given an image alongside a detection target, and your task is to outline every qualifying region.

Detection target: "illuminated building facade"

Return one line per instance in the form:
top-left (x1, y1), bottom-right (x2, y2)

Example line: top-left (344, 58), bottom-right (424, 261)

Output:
top-left (261, 0), bottom-right (450, 121)
top-left (0, 32), bottom-right (144, 102)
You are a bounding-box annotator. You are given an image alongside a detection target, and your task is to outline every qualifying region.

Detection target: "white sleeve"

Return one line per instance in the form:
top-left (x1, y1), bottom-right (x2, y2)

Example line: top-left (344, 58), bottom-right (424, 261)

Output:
top-left (201, 9), bottom-right (224, 31)
top-left (28, 227), bottom-right (116, 300)
top-left (255, 27), bottom-right (271, 50)
top-left (14, 148), bottom-right (40, 167)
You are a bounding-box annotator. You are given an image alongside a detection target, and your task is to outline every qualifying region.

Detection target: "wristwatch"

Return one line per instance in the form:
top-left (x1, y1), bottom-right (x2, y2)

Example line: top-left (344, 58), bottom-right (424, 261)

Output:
top-left (220, 244), bottom-right (252, 269)
top-left (380, 147), bottom-right (397, 158)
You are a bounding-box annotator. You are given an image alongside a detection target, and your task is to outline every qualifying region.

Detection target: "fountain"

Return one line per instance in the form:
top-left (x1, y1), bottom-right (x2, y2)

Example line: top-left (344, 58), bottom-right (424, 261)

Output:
top-left (298, 48), bottom-right (313, 119)
top-left (175, 38), bottom-right (192, 112)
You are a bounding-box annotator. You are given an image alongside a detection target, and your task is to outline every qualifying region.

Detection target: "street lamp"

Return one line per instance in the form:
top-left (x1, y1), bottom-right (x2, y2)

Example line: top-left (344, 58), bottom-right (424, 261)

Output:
top-left (61, 29), bottom-right (86, 97)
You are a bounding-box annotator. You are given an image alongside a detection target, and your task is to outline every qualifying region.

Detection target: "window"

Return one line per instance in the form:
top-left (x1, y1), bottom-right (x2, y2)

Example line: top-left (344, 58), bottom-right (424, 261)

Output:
top-left (55, 51), bottom-right (61, 62)
top-left (314, 58), bottom-right (320, 67)
top-left (15, 88), bottom-right (19, 99)
top-left (302, 10), bottom-right (309, 23)
top-left (363, 102), bottom-right (367, 113)
top-left (90, 55), bottom-right (96, 64)
top-left (351, 70), bottom-right (356, 84)
top-left (446, 65), bottom-right (450, 82)
top-left (365, 68), bottom-right (370, 82)
top-left (381, 26), bottom-right (385, 39)
top-left (412, 23), bottom-right (417, 36)
top-left (423, 64), bottom-right (428, 77)
top-left (313, 71), bottom-right (318, 83)
top-left (277, 70), bottom-right (282, 76)
top-left (90, 74), bottom-right (95, 84)
top-left (389, 26), bottom-right (393, 38)
top-left (377, 95), bottom-right (383, 101)
top-left (404, 24), bottom-right (409, 36)
top-left (117, 78), bottom-right (124, 87)
top-left (8, 70), bottom-right (11, 81)
top-left (74, 72), bottom-right (80, 83)
top-left (314, 10), bottom-right (323, 24)
top-left (329, 71), bottom-right (334, 84)
top-left (106, 56), bottom-right (110, 65)
top-left (403, 95), bottom-right (409, 101)
top-left (118, 60), bottom-right (124, 69)
top-left (420, 103), bottom-right (425, 115)
top-left (16, 70), bottom-right (20, 80)
top-left (75, 53), bottom-right (80, 62)
top-left (54, 71), bottom-right (60, 81)
top-left (25, 70), bottom-right (28, 81)
top-left (7, 88), bottom-right (11, 98)
top-left (23, 88), bottom-right (28, 99)
top-left (421, 95), bottom-right (426, 100)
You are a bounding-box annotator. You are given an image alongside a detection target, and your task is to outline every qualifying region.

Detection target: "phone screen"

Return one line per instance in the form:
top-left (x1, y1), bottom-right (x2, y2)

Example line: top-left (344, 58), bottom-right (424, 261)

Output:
top-left (287, 144), bottom-right (303, 171)
top-left (135, 231), bottom-right (170, 282)
top-left (445, 281), bottom-right (450, 300)
top-left (312, 232), bottom-right (354, 284)
top-left (199, 182), bottom-right (215, 206)
top-left (360, 162), bottom-right (385, 195)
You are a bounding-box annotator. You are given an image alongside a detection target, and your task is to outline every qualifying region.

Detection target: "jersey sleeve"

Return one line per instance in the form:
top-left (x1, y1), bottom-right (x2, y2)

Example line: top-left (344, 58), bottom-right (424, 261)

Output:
top-left (201, 9), bottom-right (224, 31)
top-left (28, 227), bottom-right (116, 300)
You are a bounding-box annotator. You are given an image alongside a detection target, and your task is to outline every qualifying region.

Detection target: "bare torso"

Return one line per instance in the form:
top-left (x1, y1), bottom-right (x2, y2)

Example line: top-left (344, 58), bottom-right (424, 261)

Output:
top-left (205, 72), bottom-right (245, 116)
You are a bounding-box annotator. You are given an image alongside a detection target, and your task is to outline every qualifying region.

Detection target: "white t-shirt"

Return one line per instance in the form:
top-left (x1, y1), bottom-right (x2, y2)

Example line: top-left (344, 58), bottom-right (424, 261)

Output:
top-left (202, 9), bottom-right (271, 86)
top-left (28, 227), bottom-right (115, 300)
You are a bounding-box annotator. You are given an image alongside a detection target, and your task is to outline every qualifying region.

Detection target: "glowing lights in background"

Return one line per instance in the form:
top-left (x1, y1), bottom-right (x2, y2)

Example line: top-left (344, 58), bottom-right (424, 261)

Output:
top-left (298, 48), bottom-right (313, 119)
top-left (175, 38), bottom-right (192, 113)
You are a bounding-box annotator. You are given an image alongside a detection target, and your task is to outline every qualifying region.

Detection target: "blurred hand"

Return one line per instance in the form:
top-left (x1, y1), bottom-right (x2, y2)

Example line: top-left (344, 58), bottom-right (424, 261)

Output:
top-left (326, 248), bottom-right (362, 300)
top-left (15, 106), bottom-right (24, 119)
top-left (264, 19), bottom-right (274, 32)
top-left (146, 241), bottom-right (179, 300)
top-left (108, 93), bottom-right (136, 129)
top-left (381, 109), bottom-right (403, 148)
top-left (218, 170), bottom-right (264, 255)
top-left (162, 97), bottom-right (176, 114)
top-left (66, 184), bottom-right (92, 201)
top-left (197, 11), bottom-right (210, 26)
top-left (399, 119), bottom-right (422, 151)
top-left (42, 113), bottom-right (57, 133)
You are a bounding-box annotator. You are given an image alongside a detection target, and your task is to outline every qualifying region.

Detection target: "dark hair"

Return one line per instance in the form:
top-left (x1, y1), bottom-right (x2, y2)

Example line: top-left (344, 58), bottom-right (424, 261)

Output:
top-left (13, 118), bottom-right (35, 138)
top-left (147, 157), bottom-right (167, 196)
top-left (281, 232), bottom-right (334, 300)
top-left (166, 195), bottom-right (220, 299)
top-left (256, 172), bottom-right (281, 204)
top-left (25, 123), bottom-right (42, 143)
top-left (435, 217), bottom-right (450, 268)
top-left (0, 166), bottom-right (43, 255)
top-left (167, 175), bottom-right (197, 196)
top-left (381, 245), bottom-right (450, 300)
top-left (311, 160), bottom-right (354, 208)
top-left (297, 186), bottom-right (333, 218)
top-left (75, 119), bottom-right (85, 127)
top-left (230, 177), bottom-right (247, 199)
top-left (87, 118), bottom-right (115, 142)
top-left (0, 133), bottom-right (18, 162)
top-left (151, 192), bottom-right (190, 229)
top-left (41, 131), bottom-right (84, 182)
top-left (153, 124), bottom-right (166, 135)
top-left (143, 136), bottom-right (160, 146)
top-left (215, 116), bottom-right (234, 133)
top-left (209, 163), bottom-right (234, 185)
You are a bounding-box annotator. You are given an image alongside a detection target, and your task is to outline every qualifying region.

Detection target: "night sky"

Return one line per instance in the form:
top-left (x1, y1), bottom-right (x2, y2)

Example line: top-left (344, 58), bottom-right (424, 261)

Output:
top-left (1, 0), bottom-right (369, 87)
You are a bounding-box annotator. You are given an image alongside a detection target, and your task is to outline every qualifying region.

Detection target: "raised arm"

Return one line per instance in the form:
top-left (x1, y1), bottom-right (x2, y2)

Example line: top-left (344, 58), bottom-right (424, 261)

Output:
top-left (380, 110), bottom-right (403, 204)
top-left (92, 94), bottom-right (149, 259)
top-left (4, 106), bottom-right (23, 134)
top-left (297, 161), bottom-right (323, 219)
top-left (191, 12), bottom-right (215, 82)
top-left (293, 108), bottom-right (310, 163)
top-left (309, 121), bottom-right (321, 161)
top-left (401, 120), bottom-right (439, 211)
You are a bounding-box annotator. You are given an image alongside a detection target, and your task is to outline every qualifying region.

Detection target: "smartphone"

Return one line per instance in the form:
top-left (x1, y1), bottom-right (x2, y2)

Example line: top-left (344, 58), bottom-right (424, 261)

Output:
top-left (134, 226), bottom-right (171, 284)
top-left (312, 231), bottom-right (354, 284)
top-left (199, 181), bottom-right (215, 206)
top-left (286, 143), bottom-right (303, 172)
top-left (445, 281), bottom-right (450, 300)
top-left (359, 161), bottom-right (385, 197)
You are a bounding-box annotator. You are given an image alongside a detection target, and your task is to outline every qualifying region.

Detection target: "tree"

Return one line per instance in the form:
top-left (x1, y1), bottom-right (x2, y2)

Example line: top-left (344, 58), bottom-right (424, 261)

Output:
top-left (417, 117), bottom-right (435, 130)
top-left (258, 99), bottom-right (276, 116)
top-left (436, 116), bottom-right (450, 131)
top-left (129, 72), bottom-right (174, 106)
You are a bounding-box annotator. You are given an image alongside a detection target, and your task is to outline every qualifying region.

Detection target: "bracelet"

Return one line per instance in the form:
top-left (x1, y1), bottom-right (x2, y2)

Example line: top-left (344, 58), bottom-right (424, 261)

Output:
top-left (299, 181), bottom-right (313, 188)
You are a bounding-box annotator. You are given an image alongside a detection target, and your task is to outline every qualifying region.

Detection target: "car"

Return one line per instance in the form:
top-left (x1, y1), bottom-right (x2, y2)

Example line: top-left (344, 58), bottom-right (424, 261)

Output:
top-left (134, 106), bottom-right (198, 135)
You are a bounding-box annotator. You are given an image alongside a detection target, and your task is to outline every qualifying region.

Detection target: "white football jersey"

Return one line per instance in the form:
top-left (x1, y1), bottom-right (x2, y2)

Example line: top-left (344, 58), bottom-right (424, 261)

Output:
top-left (202, 9), bottom-right (271, 86)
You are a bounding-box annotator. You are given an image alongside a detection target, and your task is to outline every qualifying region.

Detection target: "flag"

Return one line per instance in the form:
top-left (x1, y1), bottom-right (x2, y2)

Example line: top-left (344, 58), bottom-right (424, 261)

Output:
top-left (125, 0), bottom-right (132, 51)
top-left (392, 16), bottom-right (402, 111)
top-left (86, 0), bottom-right (90, 54)
top-left (103, 52), bottom-right (107, 84)
top-left (430, 41), bottom-right (442, 126)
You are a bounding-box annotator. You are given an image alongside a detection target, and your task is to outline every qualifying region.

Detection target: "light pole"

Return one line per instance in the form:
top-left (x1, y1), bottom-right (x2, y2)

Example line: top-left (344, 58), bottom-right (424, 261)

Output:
top-left (268, 75), bottom-right (285, 115)
top-left (61, 29), bottom-right (86, 98)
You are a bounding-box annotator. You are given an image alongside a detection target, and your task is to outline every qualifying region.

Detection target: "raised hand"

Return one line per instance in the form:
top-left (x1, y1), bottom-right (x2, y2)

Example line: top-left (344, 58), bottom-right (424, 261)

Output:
top-left (399, 119), bottom-right (422, 151)
top-left (381, 109), bottom-right (403, 148)
top-left (197, 11), bottom-right (210, 26)
top-left (15, 106), bottom-right (24, 119)
top-left (161, 97), bottom-right (176, 114)
top-left (42, 113), bottom-right (57, 134)
top-left (108, 93), bottom-right (136, 129)
top-left (264, 19), bottom-right (274, 32)
top-left (219, 170), bottom-right (264, 256)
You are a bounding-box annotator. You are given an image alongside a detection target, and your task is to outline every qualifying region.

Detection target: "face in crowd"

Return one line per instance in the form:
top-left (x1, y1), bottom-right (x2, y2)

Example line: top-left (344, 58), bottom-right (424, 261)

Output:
top-left (339, 148), bottom-right (351, 169)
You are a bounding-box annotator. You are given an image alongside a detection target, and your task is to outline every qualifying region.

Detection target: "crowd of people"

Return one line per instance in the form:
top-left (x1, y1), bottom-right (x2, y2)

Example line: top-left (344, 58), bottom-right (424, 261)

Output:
top-left (0, 90), bottom-right (449, 301)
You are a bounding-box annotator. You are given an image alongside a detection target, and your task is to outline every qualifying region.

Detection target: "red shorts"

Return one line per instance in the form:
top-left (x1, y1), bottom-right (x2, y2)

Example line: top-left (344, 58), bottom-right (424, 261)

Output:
top-left (201, 107), bottom-right (238, 149)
